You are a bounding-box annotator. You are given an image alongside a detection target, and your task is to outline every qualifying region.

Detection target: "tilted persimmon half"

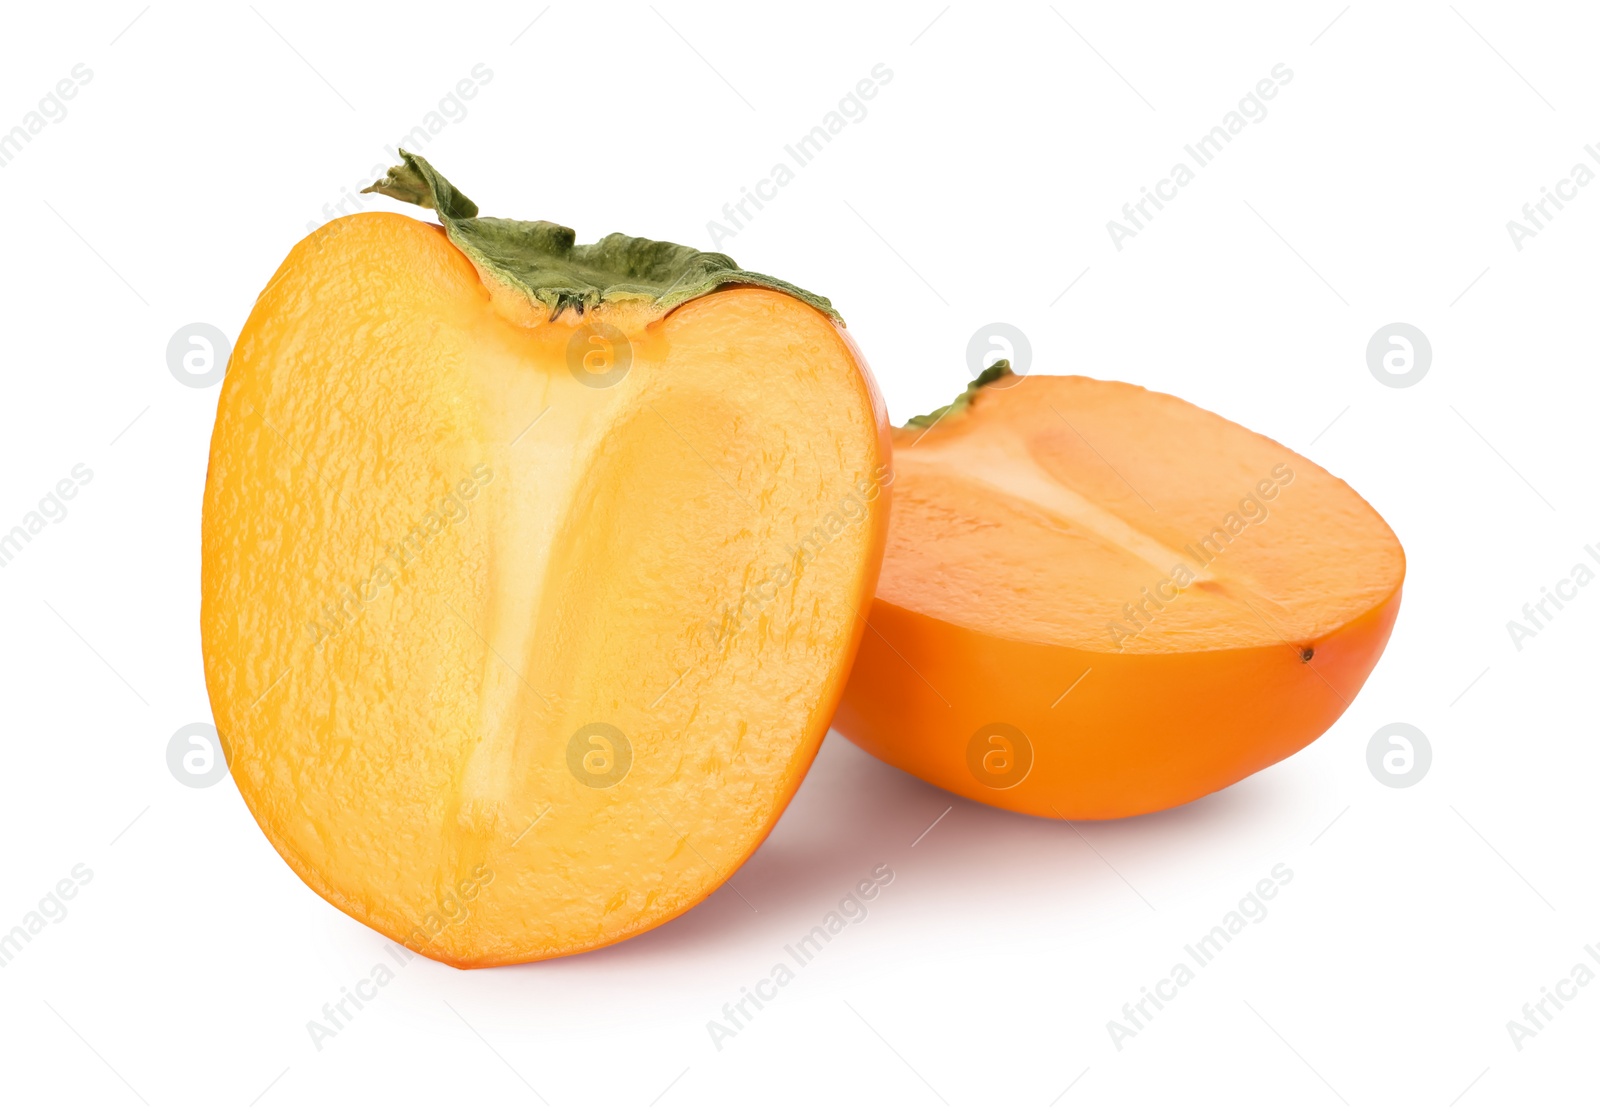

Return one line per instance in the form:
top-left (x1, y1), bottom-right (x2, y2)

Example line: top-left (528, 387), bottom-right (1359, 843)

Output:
top-left (201, 153), bottom-right (891, 966)
top-left (834, 363), bottom-right (1404, 820)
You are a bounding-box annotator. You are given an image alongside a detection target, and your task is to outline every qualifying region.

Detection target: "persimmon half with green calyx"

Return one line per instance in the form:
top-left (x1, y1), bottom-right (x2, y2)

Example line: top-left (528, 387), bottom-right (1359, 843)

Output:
top-left (201, 152), bottom-right (892, 967)
top-left (834, 362), bottom-right (1404, 820)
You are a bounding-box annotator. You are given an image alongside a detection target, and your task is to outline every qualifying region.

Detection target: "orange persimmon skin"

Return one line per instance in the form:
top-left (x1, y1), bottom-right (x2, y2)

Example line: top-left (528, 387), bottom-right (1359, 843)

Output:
top-left (834, 375), bottom-right (1404, 820)
top-left (837, 588), bottom-right (1400, 819)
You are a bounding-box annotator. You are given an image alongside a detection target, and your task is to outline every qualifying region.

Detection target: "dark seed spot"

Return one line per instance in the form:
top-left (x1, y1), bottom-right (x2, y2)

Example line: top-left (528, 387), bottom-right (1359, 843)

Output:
top-left (1300, 647), bottom-right (1315, 662)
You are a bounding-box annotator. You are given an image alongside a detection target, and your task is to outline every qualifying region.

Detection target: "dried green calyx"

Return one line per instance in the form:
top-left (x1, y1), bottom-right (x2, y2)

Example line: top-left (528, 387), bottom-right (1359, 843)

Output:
top-left (363, 151), bottom-right (840, 323)
top-left (903, 360), bottom-right (1015, 429)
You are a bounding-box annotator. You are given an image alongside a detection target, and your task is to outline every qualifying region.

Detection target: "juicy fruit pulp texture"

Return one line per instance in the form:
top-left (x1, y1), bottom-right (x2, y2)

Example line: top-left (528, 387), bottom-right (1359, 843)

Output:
top-left (202, 212), bottom-right (891, 966)
top-left (835, 371), bottom-right (1403, 819)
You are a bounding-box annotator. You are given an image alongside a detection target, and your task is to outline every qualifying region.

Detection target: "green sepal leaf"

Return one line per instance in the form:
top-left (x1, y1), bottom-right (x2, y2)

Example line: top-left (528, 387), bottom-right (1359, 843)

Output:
top-left (903, 360), bottom-right (1015, 429)
top-left (364, 151), bottom-right (841, 324)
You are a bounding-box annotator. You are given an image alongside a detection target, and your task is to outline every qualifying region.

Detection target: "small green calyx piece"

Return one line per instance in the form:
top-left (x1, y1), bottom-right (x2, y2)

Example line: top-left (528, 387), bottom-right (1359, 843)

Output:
top-left (363, 151), bottom-right (841, 323)
top-left (903, 360), bottom-right (1015, 429)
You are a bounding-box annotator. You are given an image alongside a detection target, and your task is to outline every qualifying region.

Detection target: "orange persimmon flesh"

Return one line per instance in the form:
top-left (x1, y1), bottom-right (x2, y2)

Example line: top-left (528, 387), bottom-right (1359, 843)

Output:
top-left (835, 368), bottom-right (1403, 819)
top-left (202, 209), bottom-right (891, 966)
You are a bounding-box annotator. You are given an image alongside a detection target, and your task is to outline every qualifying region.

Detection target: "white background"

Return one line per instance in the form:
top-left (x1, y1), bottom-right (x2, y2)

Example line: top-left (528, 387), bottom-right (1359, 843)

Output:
top-left (0, 2), bottom-right (1594, 1108)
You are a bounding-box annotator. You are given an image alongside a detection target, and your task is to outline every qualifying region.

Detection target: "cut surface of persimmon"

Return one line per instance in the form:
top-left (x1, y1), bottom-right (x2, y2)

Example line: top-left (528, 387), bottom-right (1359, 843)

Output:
top-left (201, 153), bottom-right (891, 967)
top-left (834, 363), bottom-right (1404, 819)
